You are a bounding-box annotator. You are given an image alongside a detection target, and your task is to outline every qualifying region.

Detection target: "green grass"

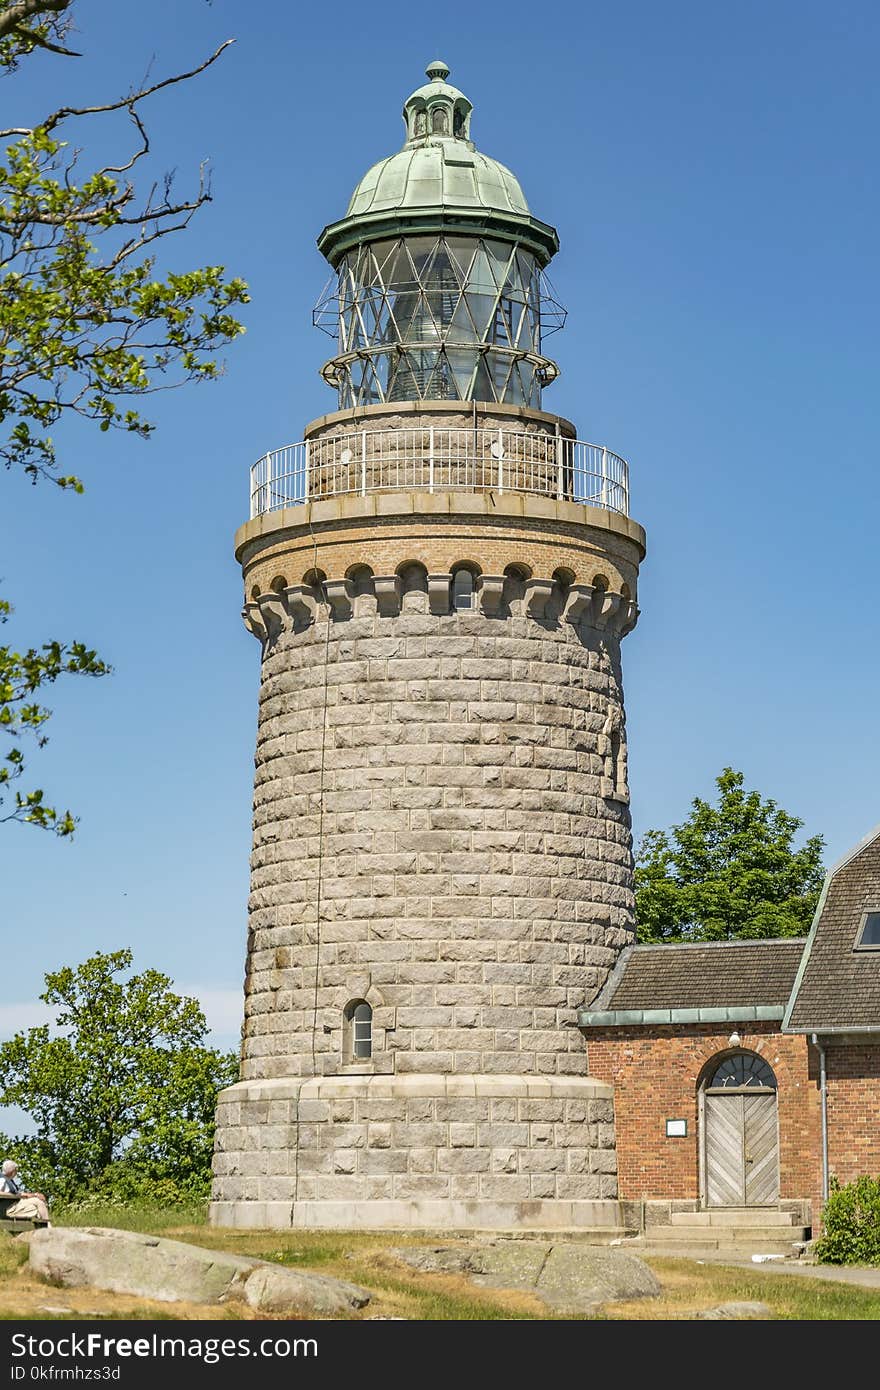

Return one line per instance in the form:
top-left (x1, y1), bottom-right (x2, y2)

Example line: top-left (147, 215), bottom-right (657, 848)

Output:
top-left (625, 1259), bottom-right (880, 1321)
top-left (51, 1198), bottom-right (210, 1232)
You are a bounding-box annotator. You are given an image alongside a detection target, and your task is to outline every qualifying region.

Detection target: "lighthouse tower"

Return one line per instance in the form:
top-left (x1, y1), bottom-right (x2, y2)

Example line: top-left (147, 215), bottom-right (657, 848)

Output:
top-left (211, 62), bottom-right (646, 1231)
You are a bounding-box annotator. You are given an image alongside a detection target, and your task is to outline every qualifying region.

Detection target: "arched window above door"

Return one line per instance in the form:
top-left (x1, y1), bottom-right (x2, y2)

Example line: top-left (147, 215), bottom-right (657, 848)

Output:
top-left (707, 1053), bottom-right (776, 1090)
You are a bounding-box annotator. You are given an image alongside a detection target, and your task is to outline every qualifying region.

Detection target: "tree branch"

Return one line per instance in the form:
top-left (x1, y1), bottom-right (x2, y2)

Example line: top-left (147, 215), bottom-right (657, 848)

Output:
top-left (0, 1), bottom-right (69, 41)
top-left (11, 22), bottom-right (78, 57)
top-left (0, 38), bottom-right (234, 138)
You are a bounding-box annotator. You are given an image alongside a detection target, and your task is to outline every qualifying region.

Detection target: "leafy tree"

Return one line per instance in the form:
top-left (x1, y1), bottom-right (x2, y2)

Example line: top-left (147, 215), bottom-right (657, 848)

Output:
top-left (0, 948), bottom-right (238, 1202)
top-left (0, 1), bottom-right (248, 833)
top-left (635, 767), bottom-right (825, 943)
top-left (0, 601), bottom-right (109, 834)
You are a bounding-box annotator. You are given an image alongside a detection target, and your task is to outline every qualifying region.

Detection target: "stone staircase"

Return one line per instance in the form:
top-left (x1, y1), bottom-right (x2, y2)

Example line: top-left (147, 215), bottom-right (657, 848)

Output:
top-left (630, 1207), bottom-right (810, 1258)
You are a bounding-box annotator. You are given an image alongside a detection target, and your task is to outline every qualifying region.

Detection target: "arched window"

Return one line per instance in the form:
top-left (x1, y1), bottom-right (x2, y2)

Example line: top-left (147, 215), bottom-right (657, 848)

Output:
top-left (344, 1000), bottom-right (372, 1060)
top-left (452, 569), bottom-right (474, 611)
top-left (706, 1053), bottom-right (776, 1090)
top-left (345, 564), bottom-right (374, 598)
top-left (431, 107), bottom-right (448, 135)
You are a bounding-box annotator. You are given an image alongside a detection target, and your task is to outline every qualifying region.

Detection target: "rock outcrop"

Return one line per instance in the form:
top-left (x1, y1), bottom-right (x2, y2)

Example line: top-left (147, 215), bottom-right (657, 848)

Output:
top-left (28, 1227), bottom-right (370, 1315)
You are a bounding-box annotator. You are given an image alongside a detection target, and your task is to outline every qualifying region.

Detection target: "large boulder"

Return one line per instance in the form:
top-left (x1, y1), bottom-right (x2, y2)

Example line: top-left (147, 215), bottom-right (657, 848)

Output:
top-left (530, 1244), bottom-right (660, 1313)
top-left (243, 1265), bottom-right (369, 1316)
top-left (29, 1227), bottom-right (254, 1304)
top-left (28, 1227), bottom-right (370, 1315)
top-left (389, 1239), bottom-right (660, 1314)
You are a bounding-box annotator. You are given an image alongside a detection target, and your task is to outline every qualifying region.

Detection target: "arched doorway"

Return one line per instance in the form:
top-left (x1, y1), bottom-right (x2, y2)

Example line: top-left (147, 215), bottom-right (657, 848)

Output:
top-left (700, 1052), bottom-right (779, 1207)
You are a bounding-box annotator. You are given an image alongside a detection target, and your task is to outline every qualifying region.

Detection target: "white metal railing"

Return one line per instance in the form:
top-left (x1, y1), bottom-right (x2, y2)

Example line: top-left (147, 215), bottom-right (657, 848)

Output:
top-left (249, 427), bottom-right (629, 519)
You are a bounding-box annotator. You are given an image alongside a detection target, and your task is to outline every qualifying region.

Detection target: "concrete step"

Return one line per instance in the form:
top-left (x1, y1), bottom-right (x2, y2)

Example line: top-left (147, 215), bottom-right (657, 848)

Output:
top-left (634, 1239), bottom-right (805, 1259)
top-left (669, 1209), bottom-right (800, 1228)
top-left (638, 1227), bottom-right (809, 1252)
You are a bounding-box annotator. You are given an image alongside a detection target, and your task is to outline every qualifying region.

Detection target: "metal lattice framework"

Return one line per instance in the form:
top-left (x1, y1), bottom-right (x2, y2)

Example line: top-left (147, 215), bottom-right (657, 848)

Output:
top-left (314, 235), bottom-right (565, 410)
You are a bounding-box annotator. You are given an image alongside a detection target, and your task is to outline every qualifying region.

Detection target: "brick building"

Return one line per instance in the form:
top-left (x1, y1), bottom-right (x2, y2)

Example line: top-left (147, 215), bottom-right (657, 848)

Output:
top-left (580, 825), bottom-right (880, 1233)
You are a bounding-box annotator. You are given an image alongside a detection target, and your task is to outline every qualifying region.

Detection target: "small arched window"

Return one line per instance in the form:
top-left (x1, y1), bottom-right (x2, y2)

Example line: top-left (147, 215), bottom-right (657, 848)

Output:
top-left (431, 107), bottom-right (448, 135)
top-left (452, 569), bottom-right (474, 611)
top-left (344, 1000), bottom-right (372, 1060)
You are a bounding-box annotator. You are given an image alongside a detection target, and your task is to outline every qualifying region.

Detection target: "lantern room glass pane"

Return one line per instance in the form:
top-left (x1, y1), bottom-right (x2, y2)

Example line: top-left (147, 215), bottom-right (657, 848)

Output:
top-left (326, 235), bottom-right (552, 407)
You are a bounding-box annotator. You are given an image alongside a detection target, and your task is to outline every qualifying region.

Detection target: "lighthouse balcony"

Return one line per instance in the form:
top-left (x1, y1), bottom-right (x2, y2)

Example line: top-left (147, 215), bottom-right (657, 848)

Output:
top-left (249, 420), bottom-right (630, 520)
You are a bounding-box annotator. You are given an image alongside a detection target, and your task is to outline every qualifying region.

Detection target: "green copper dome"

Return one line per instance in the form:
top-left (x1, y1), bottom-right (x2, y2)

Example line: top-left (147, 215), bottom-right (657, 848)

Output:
top-left (317, 62), bottom-right (558, 268)
top-left (345, 145), bottom-right (530, 220)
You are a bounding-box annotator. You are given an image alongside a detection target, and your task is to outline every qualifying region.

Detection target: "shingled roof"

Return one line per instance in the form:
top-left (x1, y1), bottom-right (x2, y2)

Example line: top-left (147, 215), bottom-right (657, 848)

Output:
top-left (784, 823), bottom-right (880, 1033)
top-left (579, 938), bottom-right (806, 1027)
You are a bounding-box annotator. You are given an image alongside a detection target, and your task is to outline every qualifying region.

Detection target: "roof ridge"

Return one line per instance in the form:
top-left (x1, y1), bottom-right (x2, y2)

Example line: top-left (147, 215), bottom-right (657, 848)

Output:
top-left (631, 937), bottom-right (806, 953)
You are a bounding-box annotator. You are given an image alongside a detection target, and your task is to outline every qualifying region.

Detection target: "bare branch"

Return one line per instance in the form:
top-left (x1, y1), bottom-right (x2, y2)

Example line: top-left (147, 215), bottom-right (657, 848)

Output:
top-left (102, 106), bottom-right (149, 176)
top-left (0, 38), bottom-right (234, 138)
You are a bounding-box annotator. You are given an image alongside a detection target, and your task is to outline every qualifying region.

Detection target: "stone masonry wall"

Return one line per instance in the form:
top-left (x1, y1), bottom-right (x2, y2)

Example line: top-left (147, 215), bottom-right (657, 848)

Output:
top-left (240, 592), bottom-right (635, 1082)
top-left (211, 1074), bottom-right (620, 1225)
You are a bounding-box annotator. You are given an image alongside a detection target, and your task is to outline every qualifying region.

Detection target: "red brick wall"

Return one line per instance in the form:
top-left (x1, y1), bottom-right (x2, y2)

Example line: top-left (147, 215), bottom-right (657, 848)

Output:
top-left (585, 1024), bottom-right (819, 1202)
top-left (824, 1043), bottom-right (880, 1192)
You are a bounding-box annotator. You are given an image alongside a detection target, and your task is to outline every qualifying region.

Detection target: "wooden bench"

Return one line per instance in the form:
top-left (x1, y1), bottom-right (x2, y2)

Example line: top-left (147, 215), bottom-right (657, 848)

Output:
top-left (0, 1191), bottom-right (49, 1231)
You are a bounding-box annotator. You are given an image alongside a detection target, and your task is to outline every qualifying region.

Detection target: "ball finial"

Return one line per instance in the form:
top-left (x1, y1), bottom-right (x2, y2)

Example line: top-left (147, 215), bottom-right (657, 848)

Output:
top-left (425, 59), bottom-right (450, 82)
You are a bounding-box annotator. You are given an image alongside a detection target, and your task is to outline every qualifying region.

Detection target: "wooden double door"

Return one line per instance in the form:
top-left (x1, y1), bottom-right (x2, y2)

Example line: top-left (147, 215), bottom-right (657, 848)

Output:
top-left (704, 1088), bottom-right (779, 1207)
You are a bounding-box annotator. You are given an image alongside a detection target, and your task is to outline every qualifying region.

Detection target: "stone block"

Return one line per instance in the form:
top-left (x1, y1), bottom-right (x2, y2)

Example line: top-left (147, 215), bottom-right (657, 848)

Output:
top-left (359, 1150), bottom-right (409, 1176)
top-left (368, 1123), bottom-right (392, 1149)
top-left (566, 1149), bottom-right (591, 1174)
top-left (395, 1052), bottom-right (455, 1073)
top-left (588, 1099), bottom-right (615, 1123)
top-left (529, 1123), bottom-right (555, 1146)
top-left (518, 1149), bottom-right (563, 1173)
top-left (437, 1148), bottom-right (490, 1174)
top-left (434, 1099), bottom-right (487, 1122)
top-left (449, 1123), bottom-right (476, 1148)
top-left (555, 1174), bottom-right (602, 1200)
top-left (393, 1175), bottom-right (451, 1199)
top-left (590, 1148), bottom-right (618, 1175)
top-left (407, 1148), bottom-right (437, 1174)
top-left (392, 1121), bottom-right (446, 1148)
top-left (354, 1098), bottom-right (407, 1121)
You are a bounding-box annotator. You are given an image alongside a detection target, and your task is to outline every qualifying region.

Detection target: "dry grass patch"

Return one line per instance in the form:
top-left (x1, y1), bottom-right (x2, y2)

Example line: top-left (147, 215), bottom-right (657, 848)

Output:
top-left (601, 1258), bottom-right (880, 1321)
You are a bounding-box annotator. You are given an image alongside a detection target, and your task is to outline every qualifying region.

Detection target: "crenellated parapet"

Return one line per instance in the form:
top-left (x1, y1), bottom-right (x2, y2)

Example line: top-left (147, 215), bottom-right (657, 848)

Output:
top-left (242, 569), bottom-right (639, 650)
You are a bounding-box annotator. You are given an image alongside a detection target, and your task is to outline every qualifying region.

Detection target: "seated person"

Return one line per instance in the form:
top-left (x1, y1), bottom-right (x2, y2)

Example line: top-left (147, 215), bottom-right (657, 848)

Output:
top-left (0, 1159), bottom-right (49, 1222)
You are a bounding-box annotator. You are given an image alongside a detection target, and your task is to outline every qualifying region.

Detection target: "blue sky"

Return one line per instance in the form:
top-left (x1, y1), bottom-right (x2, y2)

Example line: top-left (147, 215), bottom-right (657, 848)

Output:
top-left (1, 1), bottom-right (879, 1062)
